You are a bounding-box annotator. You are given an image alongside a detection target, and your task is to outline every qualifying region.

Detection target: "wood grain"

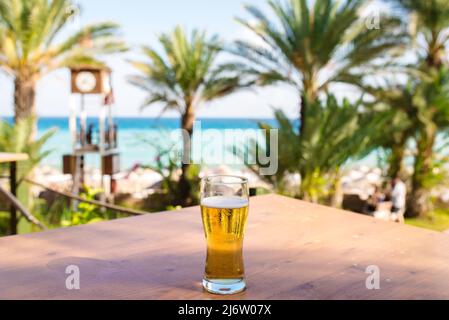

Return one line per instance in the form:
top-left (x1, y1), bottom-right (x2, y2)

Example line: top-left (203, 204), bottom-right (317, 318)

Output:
top-left (1, 194), bottom-right (449, 300)
top-left (0, 153), bottom-right (29, 164)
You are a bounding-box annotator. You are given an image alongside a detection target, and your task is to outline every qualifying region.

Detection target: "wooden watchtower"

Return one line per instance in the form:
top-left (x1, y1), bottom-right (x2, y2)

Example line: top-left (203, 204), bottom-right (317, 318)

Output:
top-left (63, 66), bottom-right (120, 197)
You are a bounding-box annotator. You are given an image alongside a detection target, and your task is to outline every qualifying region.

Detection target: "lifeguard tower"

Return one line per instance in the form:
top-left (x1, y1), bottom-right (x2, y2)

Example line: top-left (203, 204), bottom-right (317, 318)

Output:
top-left (63, 66), bottom-right (120, 197)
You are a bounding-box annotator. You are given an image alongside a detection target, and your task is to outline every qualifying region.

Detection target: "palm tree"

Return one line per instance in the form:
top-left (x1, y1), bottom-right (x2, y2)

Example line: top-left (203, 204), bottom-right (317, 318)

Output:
top-left (248, 95), bottom-right (392, 205)
top-left (0, 0), bottom-right (126, 138)
top-left (235, 0), bottom-right (405, 135)
top-left (410, 68), bottom-right (449, 215)
top-left (0, 118), bottom-right (56, 232)
top-left (361, 82), bottom-right (416, 179)
top-left (129, 26), bottom-right (249, 206)
top-left (388, 0), bottom-right (449, 68)
top-left (388, 0), bottom-right (449, 216)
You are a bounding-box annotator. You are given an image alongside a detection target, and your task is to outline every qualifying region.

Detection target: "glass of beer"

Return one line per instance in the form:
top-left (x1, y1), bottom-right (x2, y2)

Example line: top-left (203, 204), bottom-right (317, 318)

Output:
top-left (200, 175), bottom-right (249, 295)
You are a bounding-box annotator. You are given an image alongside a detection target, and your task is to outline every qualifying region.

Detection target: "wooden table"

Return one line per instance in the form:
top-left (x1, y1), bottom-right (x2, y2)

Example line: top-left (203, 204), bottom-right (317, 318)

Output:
top-left (1, 194), bottom-right (449, 300)
top-left (0, 153), bottom-right (29, 235)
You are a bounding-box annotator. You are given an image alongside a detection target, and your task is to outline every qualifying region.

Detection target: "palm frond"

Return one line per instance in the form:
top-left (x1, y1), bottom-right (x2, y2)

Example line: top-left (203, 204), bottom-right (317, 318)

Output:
top-left (129, 26), bottom-right (248, 117)
top-left (0, 118), bottom-right (57, 180)
top-left (235, 0), bottom-right (406, 97)
top-left (0, 0), bottom-right (126, 77)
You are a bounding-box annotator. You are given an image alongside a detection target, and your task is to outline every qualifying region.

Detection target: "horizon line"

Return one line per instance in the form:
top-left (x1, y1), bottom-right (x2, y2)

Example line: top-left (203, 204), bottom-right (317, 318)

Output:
top-left (0, 115), bottom-right (289, 120)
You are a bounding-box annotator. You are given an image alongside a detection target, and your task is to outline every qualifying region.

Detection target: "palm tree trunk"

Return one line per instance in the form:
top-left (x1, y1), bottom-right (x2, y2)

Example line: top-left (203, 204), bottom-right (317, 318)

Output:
top-left (14, 76), bottom-right (37, 140)
top-left (299, 89), bottom-right (315, 136)
top-left (330, 170), bottom-right (343, 208)
top-left (387, 135), bottom-right (408, 180)
top-left (407, 127), bottom-right (436, 218)
top-left (177, 109), bottom-right (195, 207)
top-left (406, 43), bottom-right (441, 218)
top-left (300, 95), bottom-right (307, 136)
top-left (299, 86), bottom-right (317, 199)
top-left (387, 145), bottom-right (405, 180)
top-left (426, 32), bottom-right (443, 69)
top-left (299, 174), bottom-right (311, 202)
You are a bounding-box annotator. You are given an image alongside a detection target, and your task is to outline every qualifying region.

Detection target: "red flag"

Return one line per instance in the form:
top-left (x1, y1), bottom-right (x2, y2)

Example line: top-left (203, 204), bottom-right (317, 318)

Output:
top-left (104, 89), bottom-right (115, 106)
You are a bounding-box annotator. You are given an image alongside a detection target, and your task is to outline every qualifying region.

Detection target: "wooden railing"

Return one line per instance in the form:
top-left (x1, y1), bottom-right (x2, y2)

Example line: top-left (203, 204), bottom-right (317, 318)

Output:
top-left (25, 179), bottom-right (148, 216)
top-left (0, 185), bottom-right (47, 231)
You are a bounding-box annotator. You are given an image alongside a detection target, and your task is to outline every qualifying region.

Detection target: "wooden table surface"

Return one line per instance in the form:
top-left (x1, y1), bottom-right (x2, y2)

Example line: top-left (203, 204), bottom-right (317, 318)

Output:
top-left (0, 152), bottom-right (29, 164)
top-left (1, 194), bottom-right (449, 300)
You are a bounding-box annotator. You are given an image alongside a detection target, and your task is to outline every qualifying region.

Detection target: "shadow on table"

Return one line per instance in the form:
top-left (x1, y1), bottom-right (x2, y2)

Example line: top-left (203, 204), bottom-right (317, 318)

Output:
top-left (0, 244), bottom-right (446, 300)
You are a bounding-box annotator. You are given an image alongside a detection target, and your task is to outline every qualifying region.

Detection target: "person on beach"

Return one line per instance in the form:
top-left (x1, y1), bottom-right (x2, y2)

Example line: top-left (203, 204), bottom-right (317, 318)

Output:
top-left (391, 175), bottom-right (407, 223)
top-left (365, 185), bottom-right (385, 215)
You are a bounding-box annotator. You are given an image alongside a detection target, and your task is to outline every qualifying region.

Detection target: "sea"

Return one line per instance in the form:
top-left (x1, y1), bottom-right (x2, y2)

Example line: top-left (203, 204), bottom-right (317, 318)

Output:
top-left (2, 116), bottom-right (379, 171)
top-left (3, 117), bottom-right (281, 170)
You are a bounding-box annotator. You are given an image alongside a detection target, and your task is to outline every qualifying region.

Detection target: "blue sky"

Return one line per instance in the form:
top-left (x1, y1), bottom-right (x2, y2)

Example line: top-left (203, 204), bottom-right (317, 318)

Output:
top-left (0, 0), bottom-right (387, 119)
top-left (0, 0), bottom-right (300, 119)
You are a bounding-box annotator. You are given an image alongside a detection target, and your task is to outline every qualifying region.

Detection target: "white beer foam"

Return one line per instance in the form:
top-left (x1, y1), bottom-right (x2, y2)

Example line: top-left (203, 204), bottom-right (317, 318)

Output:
top-left (201, 196), bottom-right (249, 209)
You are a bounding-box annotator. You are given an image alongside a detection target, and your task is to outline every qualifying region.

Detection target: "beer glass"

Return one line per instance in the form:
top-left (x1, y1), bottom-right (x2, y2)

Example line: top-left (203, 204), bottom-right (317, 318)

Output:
top-left (200, 175), bottom-right (249, 295)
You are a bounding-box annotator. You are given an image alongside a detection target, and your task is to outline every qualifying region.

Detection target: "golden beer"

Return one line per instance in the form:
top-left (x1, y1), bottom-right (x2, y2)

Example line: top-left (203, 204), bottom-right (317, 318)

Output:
top-left (201, 194), bottom-right (249, 294)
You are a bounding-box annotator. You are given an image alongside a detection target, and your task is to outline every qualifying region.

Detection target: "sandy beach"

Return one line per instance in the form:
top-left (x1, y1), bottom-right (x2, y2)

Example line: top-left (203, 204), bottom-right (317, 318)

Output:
top-left (29, 164), bottom-right (449, 208)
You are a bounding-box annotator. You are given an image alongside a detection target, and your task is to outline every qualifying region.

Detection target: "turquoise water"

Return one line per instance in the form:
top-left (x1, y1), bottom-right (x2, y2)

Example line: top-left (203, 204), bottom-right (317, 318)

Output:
top-left (2, 117), bottom-right (381, 171)
top-left (13, 117), bottom-right (280, 170)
